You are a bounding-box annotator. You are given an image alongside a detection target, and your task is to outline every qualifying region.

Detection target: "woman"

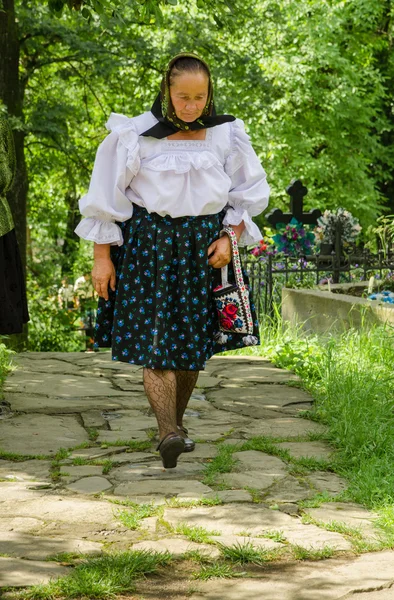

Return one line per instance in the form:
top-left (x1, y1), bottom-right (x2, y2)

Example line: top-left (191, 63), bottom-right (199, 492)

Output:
top-left (0, 116), bottom-right (29, 335)
top-left (75, 53), bottom-right (269, 468)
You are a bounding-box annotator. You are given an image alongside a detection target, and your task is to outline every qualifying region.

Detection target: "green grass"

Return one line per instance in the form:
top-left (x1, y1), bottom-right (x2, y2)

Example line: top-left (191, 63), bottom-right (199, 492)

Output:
top-left (101, 440), bottom-right (152, 451)
top-left (291, 544), bottom-right (336, 561)
top-left (192, 563), bottom-right (240, 580)
top-left (165, 496), bottom-right (223, 508)
top-left (164, 521), bottom-right (220, 544)
top-left (22, 551), bottom-right (172, 599)
top-left (201, 444), bottom-right (239, 487)
top-left (262, 530), bottom-right (287, 544)
top-left (218, 541), bottom-right (281, 565)
top-left (0, 341), bottom-right (14, 392)
top-left (0, 449), bottom-right (50, 462)
top-left (114, 503), bottom-right (162, 530)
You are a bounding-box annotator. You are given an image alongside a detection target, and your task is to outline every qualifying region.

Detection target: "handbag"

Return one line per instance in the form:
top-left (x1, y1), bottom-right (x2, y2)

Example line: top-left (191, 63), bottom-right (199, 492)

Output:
top-left (212, 226), bottom-right (258, 345)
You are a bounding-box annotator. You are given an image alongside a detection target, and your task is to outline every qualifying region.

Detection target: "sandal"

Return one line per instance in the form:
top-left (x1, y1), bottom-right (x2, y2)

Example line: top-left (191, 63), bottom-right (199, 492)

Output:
top-left (177, 425), bottom-right (196, 453)
top-left (156, 432), bottom-right (185, 468)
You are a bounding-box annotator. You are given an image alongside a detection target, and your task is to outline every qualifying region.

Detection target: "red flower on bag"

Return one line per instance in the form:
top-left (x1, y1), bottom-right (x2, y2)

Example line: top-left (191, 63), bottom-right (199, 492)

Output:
top-left (220, 315), bottom-right (234, 330)
top-left (224, 303), bottom-right (238, 317)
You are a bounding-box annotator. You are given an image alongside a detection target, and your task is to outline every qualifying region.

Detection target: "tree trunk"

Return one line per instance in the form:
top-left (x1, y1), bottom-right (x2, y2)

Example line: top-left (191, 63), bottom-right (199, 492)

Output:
top-left (62, 191), bottom-right (81, 276)
top-left (0, 0), bottom-right (28, 264)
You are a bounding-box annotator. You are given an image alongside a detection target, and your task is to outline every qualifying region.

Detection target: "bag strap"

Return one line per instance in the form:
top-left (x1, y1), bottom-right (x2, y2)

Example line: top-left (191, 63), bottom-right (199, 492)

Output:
top-left (220, 227), bottom-right (254, 333)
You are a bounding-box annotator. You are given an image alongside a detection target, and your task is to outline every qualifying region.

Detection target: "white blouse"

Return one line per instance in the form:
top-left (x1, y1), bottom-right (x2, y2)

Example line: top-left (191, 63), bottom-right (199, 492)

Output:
top-left (75, 111), bottom-right (270, 247)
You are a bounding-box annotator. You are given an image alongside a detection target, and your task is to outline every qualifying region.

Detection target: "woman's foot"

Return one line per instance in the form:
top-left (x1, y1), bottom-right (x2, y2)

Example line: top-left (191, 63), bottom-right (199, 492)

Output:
top-left (177, 425), bottom-right (196, 453)
top-left (156, 432), bottom-right (185, 468)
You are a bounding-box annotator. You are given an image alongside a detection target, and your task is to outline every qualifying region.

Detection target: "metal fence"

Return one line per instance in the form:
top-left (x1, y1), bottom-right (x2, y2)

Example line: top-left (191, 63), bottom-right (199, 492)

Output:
top-left (242, 248), bottom-right (394, 316)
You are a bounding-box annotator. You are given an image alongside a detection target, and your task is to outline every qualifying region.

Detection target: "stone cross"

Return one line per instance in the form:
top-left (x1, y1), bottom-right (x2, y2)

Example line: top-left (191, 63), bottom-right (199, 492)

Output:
top-left (266, 179), bottom-right (322, 227)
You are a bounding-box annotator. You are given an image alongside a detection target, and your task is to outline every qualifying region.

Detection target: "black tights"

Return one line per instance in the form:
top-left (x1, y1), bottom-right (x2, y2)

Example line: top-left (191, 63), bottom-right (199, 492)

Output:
top-left (143, 368), bottom-right (199, 440)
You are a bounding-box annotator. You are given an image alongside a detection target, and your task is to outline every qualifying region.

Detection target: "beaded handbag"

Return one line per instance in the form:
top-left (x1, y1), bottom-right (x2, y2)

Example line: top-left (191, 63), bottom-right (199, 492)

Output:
top-left (213, 227), bottom-right (256, 344)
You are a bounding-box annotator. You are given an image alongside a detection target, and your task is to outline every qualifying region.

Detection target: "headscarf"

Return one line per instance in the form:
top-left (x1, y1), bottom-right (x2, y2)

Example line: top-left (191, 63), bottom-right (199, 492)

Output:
top-left (141, 52), bottom-right (235, 139)
top-left (0, 115), bottom-right (16, 238)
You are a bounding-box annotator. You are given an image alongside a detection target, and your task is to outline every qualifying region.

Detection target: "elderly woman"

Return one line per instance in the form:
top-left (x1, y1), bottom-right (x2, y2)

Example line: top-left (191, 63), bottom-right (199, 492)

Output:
top-left (75, 53), bottom-right (269, 468)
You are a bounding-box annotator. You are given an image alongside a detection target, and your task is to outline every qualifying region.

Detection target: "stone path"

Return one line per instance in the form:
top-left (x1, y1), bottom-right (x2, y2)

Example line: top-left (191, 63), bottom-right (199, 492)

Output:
top-left (0, 352), bottom-right (393, 598)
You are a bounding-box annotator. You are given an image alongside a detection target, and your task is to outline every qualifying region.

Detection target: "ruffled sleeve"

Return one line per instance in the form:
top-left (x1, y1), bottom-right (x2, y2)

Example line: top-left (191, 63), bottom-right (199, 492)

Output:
top-left (74, 113), bottom-right (140, 246)
top-left (223, 119), bottom-right (270, 246)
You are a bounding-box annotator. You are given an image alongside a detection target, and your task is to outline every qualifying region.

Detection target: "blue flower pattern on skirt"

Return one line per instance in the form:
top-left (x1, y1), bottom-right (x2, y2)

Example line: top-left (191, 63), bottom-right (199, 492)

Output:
top-left (94, 205), bottom-right (260, 371)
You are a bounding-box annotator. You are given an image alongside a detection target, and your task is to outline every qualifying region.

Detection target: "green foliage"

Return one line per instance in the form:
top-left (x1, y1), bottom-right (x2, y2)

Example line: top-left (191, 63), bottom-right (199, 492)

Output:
top-left (0, 342), bottom-right (14, 392)
top-left (218, 541), bottom-right (280, 564)
top-left (24, 550), bottom-right (172, 599)
top-left (192, 562), bottom-right (239, 580)
top-left (115, 503), bottom-right (162, 530)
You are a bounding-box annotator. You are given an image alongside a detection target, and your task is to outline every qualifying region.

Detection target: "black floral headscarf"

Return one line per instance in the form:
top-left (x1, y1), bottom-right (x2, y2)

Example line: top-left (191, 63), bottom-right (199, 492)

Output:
top-left (141, 52), bottom-right (235, 139)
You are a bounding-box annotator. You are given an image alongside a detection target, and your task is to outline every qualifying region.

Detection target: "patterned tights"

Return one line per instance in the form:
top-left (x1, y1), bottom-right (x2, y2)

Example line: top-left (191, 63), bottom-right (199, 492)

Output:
top-left (143, 368), bottom-right (199, 441)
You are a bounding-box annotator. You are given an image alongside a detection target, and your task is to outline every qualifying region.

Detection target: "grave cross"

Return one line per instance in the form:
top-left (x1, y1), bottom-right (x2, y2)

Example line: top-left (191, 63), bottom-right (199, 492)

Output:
top-left (266, 179), bottom-right (322, 228)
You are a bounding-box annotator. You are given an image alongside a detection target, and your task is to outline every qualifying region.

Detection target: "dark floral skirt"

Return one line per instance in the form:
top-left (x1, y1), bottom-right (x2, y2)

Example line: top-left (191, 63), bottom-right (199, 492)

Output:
top-left (94, 205), bottom-right (259, 371)
top-left (0, 228), bottom-right (29, 335)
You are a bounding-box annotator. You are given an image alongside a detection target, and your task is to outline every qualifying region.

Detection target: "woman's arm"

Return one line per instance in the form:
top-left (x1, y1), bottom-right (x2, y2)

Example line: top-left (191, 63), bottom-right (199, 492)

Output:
top-left (92, 243), bottom-right (116, 301)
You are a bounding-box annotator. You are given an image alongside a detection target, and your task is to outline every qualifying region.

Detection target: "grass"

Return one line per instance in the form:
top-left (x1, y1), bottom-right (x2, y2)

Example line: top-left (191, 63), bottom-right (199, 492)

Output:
top-left (192, 563), bottom-right (241, 580)
top-left (218, 541), bottom-right (281, 565)
top-left (163, 520), bottom-right (220, 544)
top-left (165, 496), bottom-right (223, 508)
top-left (262, 530), bottom-right (287, 544)
top-left (291, 544), bottom-right (336, 561)
top-left (20, 551), bottom-right (172, 599)
top-left (114, 503), bottom-right (162, 530)
top-left (0, 449), bottom-right (50, 462)
top-left (101, 439), bottom-right (152, 451)
top-left (0, 341), bottom-right (14, 392)
top-left (201, 444), bottom-right (239, 487)
top-left (229, 316), bottom-right (394, 536)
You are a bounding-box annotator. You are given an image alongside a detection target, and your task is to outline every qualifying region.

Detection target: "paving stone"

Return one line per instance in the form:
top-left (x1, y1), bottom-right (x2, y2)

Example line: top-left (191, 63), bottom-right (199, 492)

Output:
top-left (242, 417), bottom-right (326, 439)
top-left (0, 557), bottom-right (69, 587)
top-left (111, 461), bottom-right (203, 481)
top-left (0, 531), bottom-right (102, 560)
top-left (211, 361), bottom-right (300, 384)
top-left (264, 476), bottom-right (314, 503)
top-left (13, 357), bottom-right (84, 375)
top-left (205, 490), bottom-right (252, 503)
top-left (277, 441), bottom-right (334, 461)
top-left (1, 495), bottom-right (119, 527)
top-left (81, 410), bottom-right (107, 428)
top-left (70, 446), bottom-right (130, 460)
top-left (305, 503), bottom-right (379, 538)
top-left (105, 451), bottom-right (155, 464)
top-left (187, 424), bottom-right (245, 442)
top-left (307, 471), bottom-right (348, 495)
top-left (208, 386), bottom-right (313, 418)
top-left (0, 516), bottom-right (44, 533)
top-left (219, 470), bottom-right (287, 491)
top-left (180, 443), bottom-right (217, 461)
top-left (132, 538), bottom-right (220, 558)
top-left (342, 589), bottom-right (394, 600)
top-left (195, 375), bottom-right (221, 389)
top-left (4, 371), bottom-right (133, 398)
top-left (188, 551), bottom-right (394, 600)
top-left (163, 504), bottom-right (351, 550)
top-left (0, 413), bottom-right (88, 455)
top-left (107, 412), bottom-right (157, 432)
top-left (213, 534), bottom-right (284, 551)
top-left (186, 410), bottom-right (251, 427)
top-left (60, 465), bottom-right (104, 483)
top-left (97, 430), bottom-right (149, 443)
top-left (114, 480), bottom-right (213, 499)
top-left (0, 481), bottom-right (52, 502)
top-left (66, 476), bottom-right (113, 494)
top-left (0, 459), bottom-right (51, 482)
top-left (4, 391), bottom-right (133, 414)
top-left (278, 503), bottom-right (300, 516)
top-left (233, 450), bottom-right (288, 473)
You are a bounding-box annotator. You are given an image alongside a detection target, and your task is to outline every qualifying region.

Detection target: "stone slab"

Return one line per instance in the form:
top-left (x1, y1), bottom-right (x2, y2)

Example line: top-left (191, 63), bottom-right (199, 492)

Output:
top-left (220, 470), bottom-right (286, 491)
top-left (180, 443), bottom-right (217, 461)
top-left (277, 441), bottom-right (334, 461)
top-left (342, 589), bottom-right (394, 600)
top-left (13, 357), bottom-right (84, 375)
top-left (97, 430), bottom-right (149, 443)
top-left (81, 410), bottom-right (107, 428)
top-left (132, 538), bottom-right (220, 558)
top-left (69, 446), bottom-right (130, 460)
top-left (0, 459), bottom-right (52, 482)
top-left (66, 476), bottom-right (113, 494)
top-left (0, 413), bottom-right (88, 455)
top-left (205, 490), bottom-right (252, 503)
top-left (307, 471), bottom-right (348, 495)
top-left (264, 476), bottom-right (314, 503)
top-left (108, 414), bottom-right (157, 432)
top-left (213, 534), bottom-right (283, 551)
top-left (4, 371), bottom-right (133, 398)
top-left (189, 551), bottom-right (394, 600)
top-left (211, 362), bottom-right (300, 384)
top-left (0, 557), bottom-right (69, 587)
top-left (242, 417), bottom-right (326, 439)
top-left (233, 451), bottom-right (288, 473)
top-left (163, 504), bottom-right (351, 551)
top-left (186, 425), bottom-right (245, 442)
top-left (305, 503), bottom-right (379, 538)
top-left (4, 392), bottom-right (132, 414)
top-left (0, 517), bottom-right (44, 533)
top-left (61, 465), bottom-right (104, 483)
top-left (111, 461), bottom-right (203, 481)
top-left (0, 531), bottom-right (102, 560)
top-left (207, 386), bottom-right (312, 418)
top-left (105, 451), bottom-right (155, 464)
top-left (114, 480), bottom-right (213, 499)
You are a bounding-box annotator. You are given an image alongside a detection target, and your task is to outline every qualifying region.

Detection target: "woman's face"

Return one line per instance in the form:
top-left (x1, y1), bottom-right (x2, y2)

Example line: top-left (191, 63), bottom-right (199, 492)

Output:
top-left (169, 71), bottom-right (209, 122)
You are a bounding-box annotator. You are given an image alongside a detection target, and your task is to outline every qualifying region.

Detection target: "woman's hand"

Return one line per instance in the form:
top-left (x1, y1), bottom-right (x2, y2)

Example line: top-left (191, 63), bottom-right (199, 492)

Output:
top-left (92, 258), bottom-right (116, 300)
top-left (208, 235), bottom-right (232, 269)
